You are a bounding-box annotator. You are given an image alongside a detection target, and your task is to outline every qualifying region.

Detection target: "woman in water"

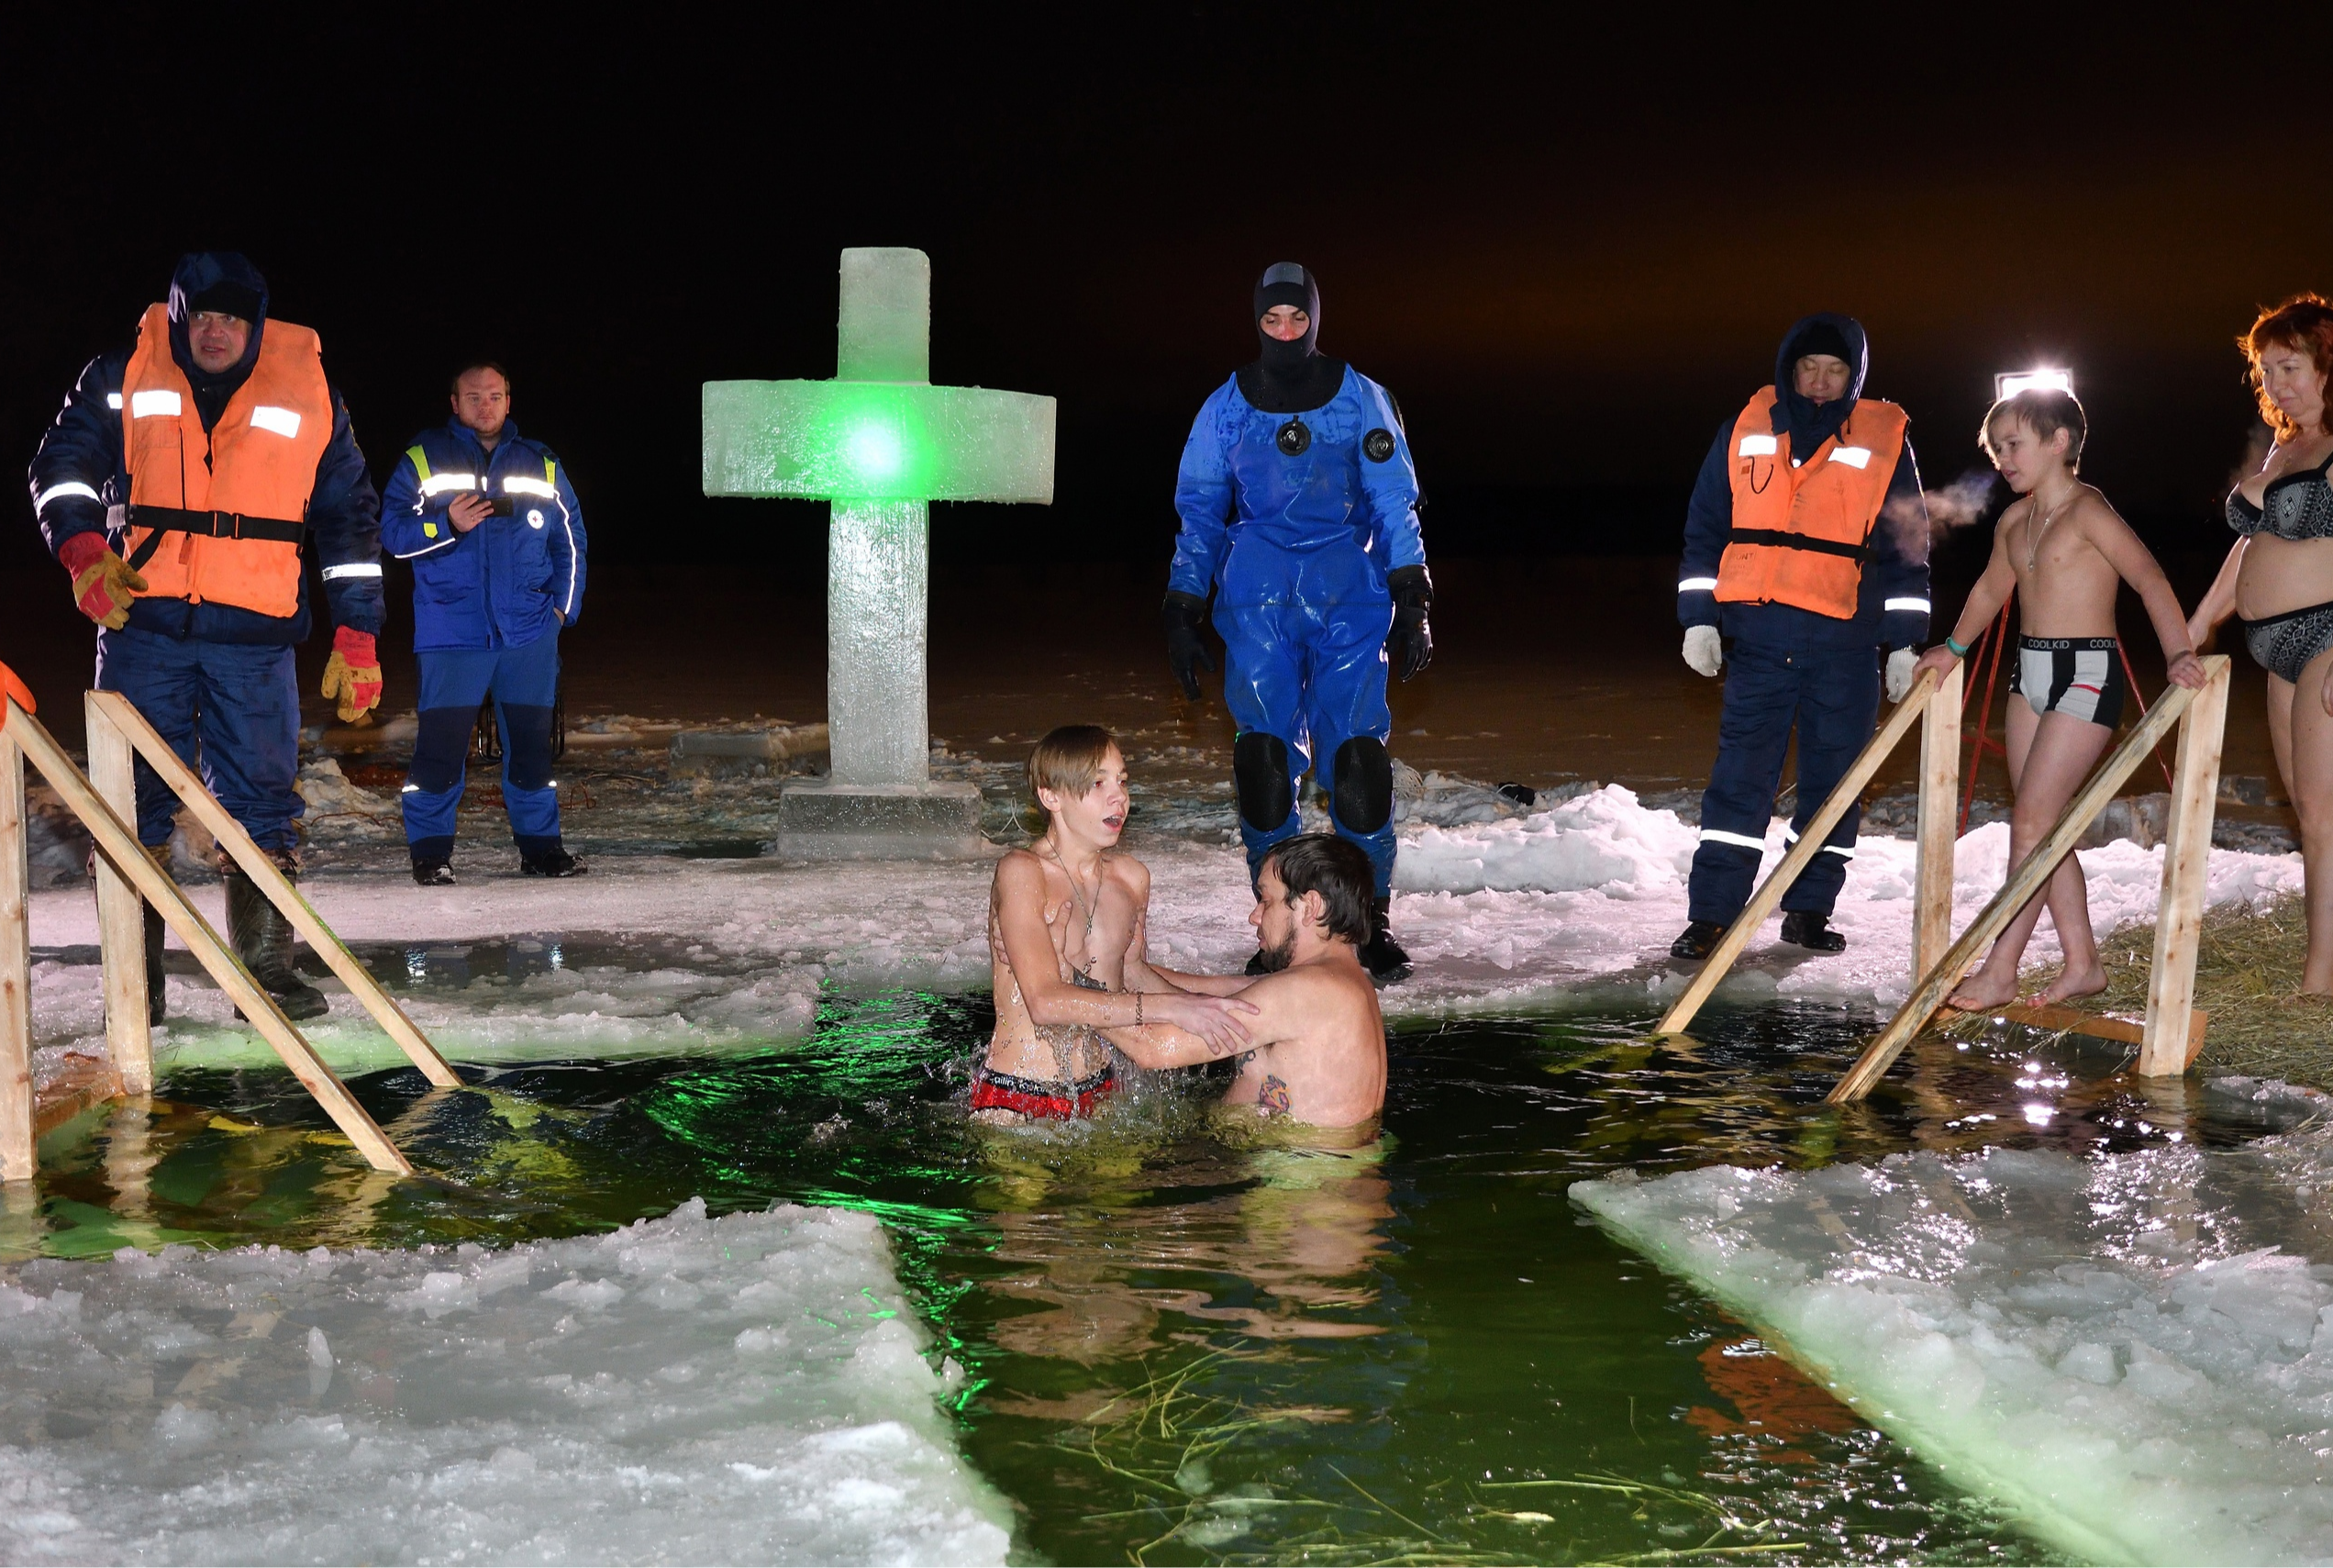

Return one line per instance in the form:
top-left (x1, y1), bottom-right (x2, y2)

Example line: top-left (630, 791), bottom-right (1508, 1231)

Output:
top-left (2190, 294), bottom-right (2333, 991)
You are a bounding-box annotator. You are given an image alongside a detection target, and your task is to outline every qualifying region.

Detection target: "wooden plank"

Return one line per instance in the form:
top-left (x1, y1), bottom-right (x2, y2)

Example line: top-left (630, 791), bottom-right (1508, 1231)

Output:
top-left (2140, 661), bottom-right (2230, 1076)
top-left (1828, 657), bottom-right (2221, 1104)
top-left (1655, 667), bottom-right (1940, 1036)
top-left (6, 700), bottom-right (412, 1175)
top-left (87, 692), bottom-right (460, 1088)
top-left (1913, 662), bottom-right (1963, 984)
top-left (31, 1051), bottom-right (122, 1140)
top-left (1939, 1000), bottom-right (2206, 1051)
top-left (0, 734), bottom-right (31, 1181)
top-left (83, 695), bottom-right (152, 1094)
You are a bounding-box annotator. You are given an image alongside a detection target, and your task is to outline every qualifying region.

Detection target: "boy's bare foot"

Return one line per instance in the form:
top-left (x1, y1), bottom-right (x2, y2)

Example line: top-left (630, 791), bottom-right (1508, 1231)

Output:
top-left (1945, 972), bottom-right (2021, 1010)
top-left (2039, 965), bottom-right (2107, 1004)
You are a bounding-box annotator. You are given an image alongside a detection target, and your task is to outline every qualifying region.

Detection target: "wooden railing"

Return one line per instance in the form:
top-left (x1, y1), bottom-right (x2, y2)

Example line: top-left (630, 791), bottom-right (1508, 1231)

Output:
top-left (1653, 650), bottom-right (2229, 1102)
top-left (0, 692), bottom-right (458, 1180)
top-left (1828, 655), bottom-right (2229, 1101)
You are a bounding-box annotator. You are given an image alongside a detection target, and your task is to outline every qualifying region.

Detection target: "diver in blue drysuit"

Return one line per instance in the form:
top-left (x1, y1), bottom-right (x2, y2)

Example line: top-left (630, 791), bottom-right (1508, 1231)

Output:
top-left (1163, 262), bottom-right (1433, 983)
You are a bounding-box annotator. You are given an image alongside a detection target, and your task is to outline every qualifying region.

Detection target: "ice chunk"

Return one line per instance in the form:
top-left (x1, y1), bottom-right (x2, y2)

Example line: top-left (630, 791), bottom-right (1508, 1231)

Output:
top-left (1575, 1140), bottom-right (2333, 1565)
top-left (0, 1202), bottom-right (1010, 1564)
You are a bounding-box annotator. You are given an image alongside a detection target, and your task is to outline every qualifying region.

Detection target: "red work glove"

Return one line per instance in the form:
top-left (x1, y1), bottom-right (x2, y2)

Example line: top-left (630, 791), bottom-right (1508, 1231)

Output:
top-left (0, 661), bottom-right (35, 729)
top-left (320, 627), bottom-right (383, 724)
top-left (58, 531), bottom-right (147, 630)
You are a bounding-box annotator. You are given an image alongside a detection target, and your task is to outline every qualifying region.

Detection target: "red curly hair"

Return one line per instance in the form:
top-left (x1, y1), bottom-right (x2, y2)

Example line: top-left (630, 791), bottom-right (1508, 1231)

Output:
top-left (2242, 293), bottom-right (2333, 439)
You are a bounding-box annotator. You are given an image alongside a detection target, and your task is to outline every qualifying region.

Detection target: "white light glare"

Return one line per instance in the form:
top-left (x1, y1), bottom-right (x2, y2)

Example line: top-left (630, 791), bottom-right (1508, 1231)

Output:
top-left (1995, 368), bottom-right (2074, 400)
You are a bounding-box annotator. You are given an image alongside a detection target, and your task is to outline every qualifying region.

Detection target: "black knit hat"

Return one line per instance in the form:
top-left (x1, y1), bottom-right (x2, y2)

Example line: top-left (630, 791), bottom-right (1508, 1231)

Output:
top-left (1791, 320), bottom-right (1853, 363)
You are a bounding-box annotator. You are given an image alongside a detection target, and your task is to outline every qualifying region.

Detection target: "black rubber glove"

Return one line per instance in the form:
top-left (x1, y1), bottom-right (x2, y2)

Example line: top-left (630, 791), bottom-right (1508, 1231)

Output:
top-left (1386, 564), bottom-right (1435, 682)
top-left (1162, 590), bottom-right (1216, 699)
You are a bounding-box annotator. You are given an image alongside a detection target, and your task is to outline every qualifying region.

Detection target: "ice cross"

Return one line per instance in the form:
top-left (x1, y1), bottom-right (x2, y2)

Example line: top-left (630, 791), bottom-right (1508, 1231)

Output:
top-left (703, 248), bottom-right (1054, 855)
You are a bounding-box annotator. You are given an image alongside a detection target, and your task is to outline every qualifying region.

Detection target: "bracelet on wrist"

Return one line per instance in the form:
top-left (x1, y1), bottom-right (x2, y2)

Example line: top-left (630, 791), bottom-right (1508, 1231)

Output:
top-left (1135, 992), bottom-right (1143, 1027)
top-left (1944, 635), bottom-right (1970, 658)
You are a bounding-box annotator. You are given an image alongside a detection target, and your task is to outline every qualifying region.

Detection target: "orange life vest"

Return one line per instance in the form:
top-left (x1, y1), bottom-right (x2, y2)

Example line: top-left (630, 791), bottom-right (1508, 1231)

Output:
top-left (1714, 386), bottom-right (1906, 620)
top-left (119, 304), bottom-right (332, 618)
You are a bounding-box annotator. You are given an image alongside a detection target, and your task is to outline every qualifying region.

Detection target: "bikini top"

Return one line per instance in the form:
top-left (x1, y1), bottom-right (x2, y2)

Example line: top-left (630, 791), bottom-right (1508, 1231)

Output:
top-left (2228, 449), bottom-right (2333, 540)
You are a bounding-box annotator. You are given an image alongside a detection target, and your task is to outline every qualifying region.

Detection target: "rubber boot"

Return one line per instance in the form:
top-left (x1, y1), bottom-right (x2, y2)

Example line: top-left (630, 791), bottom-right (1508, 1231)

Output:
top-left (1357, 896), bottom-right (1412, 986)
top-left (224, 859), bottom-right (328, 1021)
top-left (142, 901), bottom-right (166, 1025)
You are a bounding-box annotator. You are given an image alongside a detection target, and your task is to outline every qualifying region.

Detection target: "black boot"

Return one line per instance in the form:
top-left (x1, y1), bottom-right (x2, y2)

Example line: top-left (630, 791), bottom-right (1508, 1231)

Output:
top-left (224, 859), bottom-right (328, 1021)
top-left (1671, 919), bottom-right (1727, 960)
top-left (518, 840), bottom-right (587, 877)
top-left (1779, 910), bottom-right (1847, 953)
top-left (1357, 896), bottom-right (1412, 985)
top-left (142, 900), bottom-right (166, 1025)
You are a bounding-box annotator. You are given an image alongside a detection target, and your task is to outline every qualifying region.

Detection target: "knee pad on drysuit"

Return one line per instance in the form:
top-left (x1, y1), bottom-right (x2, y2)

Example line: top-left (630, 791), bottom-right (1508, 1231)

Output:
top-left (1330, 736), bottom-right (1394, 834)
top-left (1234, 731), bottom-right (1294, 830)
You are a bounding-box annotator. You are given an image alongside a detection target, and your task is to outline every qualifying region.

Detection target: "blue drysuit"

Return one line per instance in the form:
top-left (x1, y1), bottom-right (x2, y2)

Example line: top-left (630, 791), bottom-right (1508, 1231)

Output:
top-left (1676, 314), bottom-right (1931, 924)
top-left (25, 252), bottom-right (384, 851)
top-left (1170, 367), bottom-right (1425, 895)
top-left (378, 419), bottom-right (585, 860)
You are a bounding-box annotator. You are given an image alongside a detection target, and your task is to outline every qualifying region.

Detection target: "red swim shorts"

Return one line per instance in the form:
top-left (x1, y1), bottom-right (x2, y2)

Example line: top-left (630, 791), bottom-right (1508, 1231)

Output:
top-left (970, 1064), bottom-right (1118, 1121)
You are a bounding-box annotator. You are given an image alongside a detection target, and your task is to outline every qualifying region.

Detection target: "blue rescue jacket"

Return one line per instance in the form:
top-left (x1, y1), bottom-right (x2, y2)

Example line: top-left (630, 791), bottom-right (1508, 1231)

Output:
top-left (25, 254), bottom-right (383, 646)
top-left (1168, 366), bottom-right (1425, 611)
top-left (378, 419), bottom-right (586, 653)
top-left (1677, 313), bottom-right (1930, 651)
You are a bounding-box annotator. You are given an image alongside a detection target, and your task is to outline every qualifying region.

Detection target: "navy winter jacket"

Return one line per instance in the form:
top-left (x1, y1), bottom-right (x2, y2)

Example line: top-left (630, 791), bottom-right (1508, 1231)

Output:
top-left (1676, 313), bottom-right (1931, 651)
top-left (379, 419), bottom-right (585, 652)
top-left (25, 253), bottom-right (384, 646)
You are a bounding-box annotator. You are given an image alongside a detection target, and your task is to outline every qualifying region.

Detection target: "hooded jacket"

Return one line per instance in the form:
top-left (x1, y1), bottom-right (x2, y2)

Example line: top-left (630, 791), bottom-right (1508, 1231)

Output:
top-left (1676, 314), bottom-right (1930, 650)
top-left (26, 253), bottom-right (383, 646)
top-left (378, 417), bottom-right (586, 652)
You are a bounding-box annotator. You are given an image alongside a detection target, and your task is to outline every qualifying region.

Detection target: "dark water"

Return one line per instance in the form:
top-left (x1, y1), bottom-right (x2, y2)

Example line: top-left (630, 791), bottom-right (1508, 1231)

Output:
top-left (12, 988), bottom-right (2284, 1566)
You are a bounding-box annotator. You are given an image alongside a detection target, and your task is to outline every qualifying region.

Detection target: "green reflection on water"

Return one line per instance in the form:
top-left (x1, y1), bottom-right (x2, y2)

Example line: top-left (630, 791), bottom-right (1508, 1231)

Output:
top-left (17, 987), bottom-right (2261, 1565)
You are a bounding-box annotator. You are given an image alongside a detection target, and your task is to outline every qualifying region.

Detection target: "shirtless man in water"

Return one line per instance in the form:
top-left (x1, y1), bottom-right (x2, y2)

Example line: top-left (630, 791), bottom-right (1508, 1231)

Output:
top-left (1209, 834), bottom-right (1388, 1139)
top-left (979, 725), bottom-right (1261, 1123)
top-left (1911, 387), bottom-right (2204, 1007)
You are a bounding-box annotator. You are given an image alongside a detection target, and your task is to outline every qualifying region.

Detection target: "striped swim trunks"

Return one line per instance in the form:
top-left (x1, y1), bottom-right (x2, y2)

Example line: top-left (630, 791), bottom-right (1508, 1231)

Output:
top-left (2009, 636), bottom-right (2126, 728)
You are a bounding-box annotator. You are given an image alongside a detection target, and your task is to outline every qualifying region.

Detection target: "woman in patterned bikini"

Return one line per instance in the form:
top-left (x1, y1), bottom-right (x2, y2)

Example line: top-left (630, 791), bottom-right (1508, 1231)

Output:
top-left (2190, 295), bottom-right (2333, 992)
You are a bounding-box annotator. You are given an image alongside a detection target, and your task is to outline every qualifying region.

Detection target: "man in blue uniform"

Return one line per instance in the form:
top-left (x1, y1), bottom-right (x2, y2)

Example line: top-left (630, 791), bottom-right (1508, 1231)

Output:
top-left (1164, 263), bottom-right (1432, 984)
top-left (28, 251), bottom-right (385, 1023)
top-left (1671, 314), bottom-right (1930, 960)
top-left (378, 361), bottom-right (587, 884)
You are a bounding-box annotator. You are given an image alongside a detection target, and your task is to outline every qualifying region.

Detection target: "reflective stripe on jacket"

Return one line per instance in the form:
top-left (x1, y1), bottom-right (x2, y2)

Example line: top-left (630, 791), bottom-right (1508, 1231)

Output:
top-left (377, 419), bottom-right (586, 652)
top-left (1714, 386), bottom-right (1907, 620)
top-left (119, 304), bottom-right (330, 618)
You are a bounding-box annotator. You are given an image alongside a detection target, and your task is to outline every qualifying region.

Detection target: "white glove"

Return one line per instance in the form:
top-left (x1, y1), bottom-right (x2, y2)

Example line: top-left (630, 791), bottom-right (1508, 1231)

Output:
top-left (1885, 647), bottom-right (1917, 704)
top-left (1683, 625), bottom-right (1723, 677)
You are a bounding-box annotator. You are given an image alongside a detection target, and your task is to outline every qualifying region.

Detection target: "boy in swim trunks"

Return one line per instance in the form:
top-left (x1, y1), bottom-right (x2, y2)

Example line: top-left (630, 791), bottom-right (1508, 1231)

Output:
top-left (1912, 388), bottom-right (2205, 1006)
top-left (979, 725), bottom-right (1261, 1124)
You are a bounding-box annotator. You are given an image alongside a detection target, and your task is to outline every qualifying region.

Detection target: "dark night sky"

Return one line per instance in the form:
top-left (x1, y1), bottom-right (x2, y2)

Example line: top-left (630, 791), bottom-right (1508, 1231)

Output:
top-left (2, 6), bottom-right (2324, 572)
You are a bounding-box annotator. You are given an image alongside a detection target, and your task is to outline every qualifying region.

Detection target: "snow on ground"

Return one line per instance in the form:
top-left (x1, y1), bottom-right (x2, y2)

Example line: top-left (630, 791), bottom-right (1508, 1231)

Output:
top-left (1572, 1086), bottom-right (2333, 1567)
top-left (0, 1199), bottom-right (1010, 1566)
top-left (17, 784), bottom-right (2305, 1081)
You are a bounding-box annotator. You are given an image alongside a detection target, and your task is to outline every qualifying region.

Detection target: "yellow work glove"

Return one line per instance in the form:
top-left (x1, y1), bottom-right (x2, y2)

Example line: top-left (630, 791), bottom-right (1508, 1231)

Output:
top-left (320, 627), bottom-right (383, 724)
top-left (59, 534), bottom-right (146, 630)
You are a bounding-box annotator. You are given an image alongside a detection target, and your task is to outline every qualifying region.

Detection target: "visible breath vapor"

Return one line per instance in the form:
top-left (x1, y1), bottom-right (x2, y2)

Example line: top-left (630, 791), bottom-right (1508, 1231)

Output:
top-left (1882, 467), bottom-right (2000, 560)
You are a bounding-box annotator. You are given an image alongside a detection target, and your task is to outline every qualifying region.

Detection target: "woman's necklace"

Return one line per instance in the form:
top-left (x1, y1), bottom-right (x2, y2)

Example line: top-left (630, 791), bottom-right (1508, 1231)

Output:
top-left (2026, 484), bottom-right (2080, 573)
top-left (1045, 836), bottom-right (1102, 981)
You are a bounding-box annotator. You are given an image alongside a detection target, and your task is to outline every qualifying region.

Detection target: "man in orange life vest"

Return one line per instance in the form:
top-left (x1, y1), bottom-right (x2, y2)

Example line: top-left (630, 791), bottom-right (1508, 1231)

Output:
top-left (26, 252), bottom-right (387, 1022)
top-left (1670, 314), bottom-right (1930, 960)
